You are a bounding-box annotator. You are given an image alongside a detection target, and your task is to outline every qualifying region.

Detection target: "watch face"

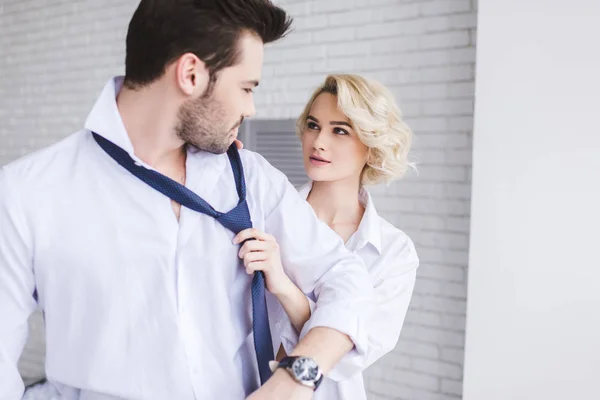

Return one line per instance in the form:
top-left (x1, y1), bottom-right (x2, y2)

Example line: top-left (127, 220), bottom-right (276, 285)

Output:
top-left (292, 357), bottom-right (319, 382)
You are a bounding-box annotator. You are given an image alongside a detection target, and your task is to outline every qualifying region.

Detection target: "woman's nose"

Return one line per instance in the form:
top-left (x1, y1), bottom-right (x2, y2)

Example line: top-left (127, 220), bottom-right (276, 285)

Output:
top-left (312, 132), bottom-right (327, 151)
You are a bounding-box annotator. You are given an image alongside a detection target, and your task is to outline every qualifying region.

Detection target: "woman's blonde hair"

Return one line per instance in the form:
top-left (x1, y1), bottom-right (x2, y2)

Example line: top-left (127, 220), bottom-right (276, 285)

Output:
top-left (296, 74), bottom-right (414, 186)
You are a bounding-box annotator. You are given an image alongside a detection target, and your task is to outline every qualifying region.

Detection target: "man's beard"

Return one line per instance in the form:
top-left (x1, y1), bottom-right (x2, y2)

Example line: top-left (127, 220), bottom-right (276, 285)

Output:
top-left (175, 93), bottom-right (242, 154)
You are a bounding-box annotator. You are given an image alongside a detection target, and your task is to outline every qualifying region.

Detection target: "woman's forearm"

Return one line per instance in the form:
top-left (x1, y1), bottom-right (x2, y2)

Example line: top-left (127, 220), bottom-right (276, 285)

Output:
top-left (273, 280), bottom-right (311, 333)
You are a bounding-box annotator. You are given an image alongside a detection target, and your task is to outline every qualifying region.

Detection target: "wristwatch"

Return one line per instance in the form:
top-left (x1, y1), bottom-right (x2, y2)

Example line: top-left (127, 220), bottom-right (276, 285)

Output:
top-left (270, 356), bottom-right (324, 390)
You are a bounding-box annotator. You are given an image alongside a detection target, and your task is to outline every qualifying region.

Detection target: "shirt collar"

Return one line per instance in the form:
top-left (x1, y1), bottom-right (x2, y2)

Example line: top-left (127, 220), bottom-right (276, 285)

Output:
top-left (84, 76), bottom-right (146, 165)
top-left (298, 181), bottom-right (382, 254)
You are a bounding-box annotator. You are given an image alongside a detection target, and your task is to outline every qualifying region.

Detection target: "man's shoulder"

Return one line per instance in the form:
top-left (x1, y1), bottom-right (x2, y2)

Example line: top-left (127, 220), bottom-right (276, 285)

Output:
top-left (238, 148), bottom-right (272, 168)
top-left (237, 149), bottom-right (300, 212)
top-left (1, 129), bottom-right (88, 188)
top-left (238, 149), bottom-right (288, 183)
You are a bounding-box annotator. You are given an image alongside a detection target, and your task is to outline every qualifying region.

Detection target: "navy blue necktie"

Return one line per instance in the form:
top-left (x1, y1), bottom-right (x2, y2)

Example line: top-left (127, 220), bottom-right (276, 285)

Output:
top-left (92, 132), bottom-right (274, 385)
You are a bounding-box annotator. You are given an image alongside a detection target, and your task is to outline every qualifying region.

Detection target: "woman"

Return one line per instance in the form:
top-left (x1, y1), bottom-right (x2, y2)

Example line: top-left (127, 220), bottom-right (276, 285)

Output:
top-left (234, 74), bottom-right (419, 399)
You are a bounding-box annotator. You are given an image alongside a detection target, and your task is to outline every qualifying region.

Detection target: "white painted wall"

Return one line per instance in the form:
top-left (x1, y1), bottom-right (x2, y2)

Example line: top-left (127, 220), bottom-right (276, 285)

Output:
top-left (463, 1), bottom-right (600, 399)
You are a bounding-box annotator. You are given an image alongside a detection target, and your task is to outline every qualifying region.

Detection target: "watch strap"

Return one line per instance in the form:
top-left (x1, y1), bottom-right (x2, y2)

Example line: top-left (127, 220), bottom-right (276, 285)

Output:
top-left (278, 356), bottom-right (297, 369)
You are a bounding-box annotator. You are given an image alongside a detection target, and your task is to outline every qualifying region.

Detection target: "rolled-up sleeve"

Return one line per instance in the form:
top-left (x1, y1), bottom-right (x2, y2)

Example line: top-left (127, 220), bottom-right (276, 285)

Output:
top-left (278, 221), bottom-right (419, 381)
top-left (326, 244), bottom-right (418, 381)
top-left (0, 168), bottom-right (37, 399)
top-left (258, 160), bottom-right (374, 361)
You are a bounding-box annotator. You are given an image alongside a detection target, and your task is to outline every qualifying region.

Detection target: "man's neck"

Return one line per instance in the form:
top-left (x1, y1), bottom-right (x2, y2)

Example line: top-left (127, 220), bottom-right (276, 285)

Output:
top-left (116, 83), bottom-right (186, 172)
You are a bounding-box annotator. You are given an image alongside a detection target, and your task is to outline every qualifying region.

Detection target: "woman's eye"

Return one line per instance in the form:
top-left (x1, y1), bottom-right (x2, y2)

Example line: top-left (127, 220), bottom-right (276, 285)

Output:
top-left (334, 127), bottom-right (349, 135)
top-left (307, 122), bottom-right (319, 130)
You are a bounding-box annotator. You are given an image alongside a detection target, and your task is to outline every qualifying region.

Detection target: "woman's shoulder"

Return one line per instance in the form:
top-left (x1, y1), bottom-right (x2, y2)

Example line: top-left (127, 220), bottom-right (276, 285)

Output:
top-left (377, 216), bottom-right (419, 267)
top-left (357, 187), bottom-right (418, 264)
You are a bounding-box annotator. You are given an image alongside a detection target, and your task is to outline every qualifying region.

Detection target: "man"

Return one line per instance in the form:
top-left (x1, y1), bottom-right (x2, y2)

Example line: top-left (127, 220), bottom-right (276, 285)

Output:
top-left (0, 1), bottom-right (374, 399)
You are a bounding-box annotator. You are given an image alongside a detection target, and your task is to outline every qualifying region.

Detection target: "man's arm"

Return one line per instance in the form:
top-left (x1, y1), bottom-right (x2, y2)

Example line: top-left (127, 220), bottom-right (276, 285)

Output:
top-left (0, 167), bottom-right (37, 399)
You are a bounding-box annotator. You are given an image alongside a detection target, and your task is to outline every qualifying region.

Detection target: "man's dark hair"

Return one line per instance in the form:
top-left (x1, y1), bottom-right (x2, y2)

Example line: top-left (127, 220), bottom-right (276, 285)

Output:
top-left (123, 0), bottom-right (292, 90)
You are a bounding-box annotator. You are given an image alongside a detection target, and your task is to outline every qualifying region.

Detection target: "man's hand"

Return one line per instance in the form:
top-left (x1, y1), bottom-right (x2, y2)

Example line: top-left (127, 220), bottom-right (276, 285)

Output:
top-left (246, 369), bottom-right (313, 400)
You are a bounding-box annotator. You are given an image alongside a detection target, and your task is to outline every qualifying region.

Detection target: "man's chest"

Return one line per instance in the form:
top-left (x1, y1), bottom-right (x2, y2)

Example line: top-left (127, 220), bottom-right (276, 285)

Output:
top-left (31, 178), bottom-right (266, 290)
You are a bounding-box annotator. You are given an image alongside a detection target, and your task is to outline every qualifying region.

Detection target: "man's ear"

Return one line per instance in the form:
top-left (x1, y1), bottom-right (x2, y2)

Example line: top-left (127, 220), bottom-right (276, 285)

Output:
top-left (174, 53), bottom-right (209, 97)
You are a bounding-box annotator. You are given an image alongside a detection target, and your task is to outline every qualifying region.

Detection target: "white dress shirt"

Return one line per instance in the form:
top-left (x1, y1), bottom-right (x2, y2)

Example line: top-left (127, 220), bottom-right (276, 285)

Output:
top-left (279, 183), bottom-right (419, 400)
top-left (0, 77), bottom-right (374, 400)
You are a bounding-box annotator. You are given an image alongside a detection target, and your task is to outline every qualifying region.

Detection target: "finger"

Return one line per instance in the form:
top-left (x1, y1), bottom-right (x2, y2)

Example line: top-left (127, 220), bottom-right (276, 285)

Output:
top-left (234, 139), bottom-right (244, 150)
top-left (233, 228), bottom-right (255, 245)
top-left (238, 240), bottom-right (271, 258)
top-left (245, 261), bottom-right (268, 275)
top-left (243, 251), bottom-right (268, 267)
top-left (233, 228), bottom-right (272, 245)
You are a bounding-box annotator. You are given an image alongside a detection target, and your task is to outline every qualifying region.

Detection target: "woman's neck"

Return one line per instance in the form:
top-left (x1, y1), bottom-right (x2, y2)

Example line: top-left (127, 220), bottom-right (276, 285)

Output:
top-left (307, 178), bottom-right (365, 230)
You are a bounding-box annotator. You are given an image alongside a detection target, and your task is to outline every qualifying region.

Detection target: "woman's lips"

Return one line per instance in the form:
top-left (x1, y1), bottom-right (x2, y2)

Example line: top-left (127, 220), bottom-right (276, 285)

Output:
top-left (309, 156), bottom-right (331, 166)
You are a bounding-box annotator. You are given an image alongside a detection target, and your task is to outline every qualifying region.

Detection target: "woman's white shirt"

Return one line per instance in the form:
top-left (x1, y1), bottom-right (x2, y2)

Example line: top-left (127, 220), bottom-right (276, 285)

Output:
top-left (279, 182), bottom-right (419, 400)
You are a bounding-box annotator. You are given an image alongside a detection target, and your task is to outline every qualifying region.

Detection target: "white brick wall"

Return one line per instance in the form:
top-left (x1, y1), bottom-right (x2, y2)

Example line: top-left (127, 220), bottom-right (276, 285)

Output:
top-left (260, 1), bottom-right (477, 399)
top-left (0, 1), bottom-right (476, 398)
top-left (0, 0), bottom-right (136, 165)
